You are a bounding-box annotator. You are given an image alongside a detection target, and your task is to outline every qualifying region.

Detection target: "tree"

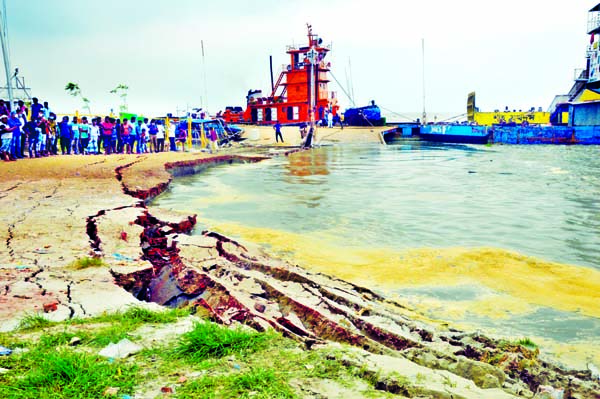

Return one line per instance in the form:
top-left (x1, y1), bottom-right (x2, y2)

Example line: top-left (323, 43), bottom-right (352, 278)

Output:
top-left (65, 82), bottom-right (91, 114)
top-left (110, 84), bottom-right (129, 112)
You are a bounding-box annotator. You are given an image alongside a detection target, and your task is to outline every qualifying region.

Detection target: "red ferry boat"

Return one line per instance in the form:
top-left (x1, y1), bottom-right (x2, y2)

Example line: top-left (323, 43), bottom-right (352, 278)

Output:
top-left (220, 25), bottom-right (338, 125)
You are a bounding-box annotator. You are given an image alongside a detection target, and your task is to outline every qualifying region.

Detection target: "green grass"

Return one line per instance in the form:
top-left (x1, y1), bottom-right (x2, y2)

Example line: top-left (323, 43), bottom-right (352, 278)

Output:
top-left (18, 313), bottom-right (54, 331)
top-left (177, 367), bottom-right (296, 399)
top-left (69, 256), bottom-right (106, 270)
top-left (70, 306), bottom-right (190, 326)
top-left (174, 322), bottom-right (277, 362)
top-left (515, 337), bottom-right (538, 350)
top-left (0, 349), bottom-right (138, 399)
top-left (1, 309), bottom-right (406, 399)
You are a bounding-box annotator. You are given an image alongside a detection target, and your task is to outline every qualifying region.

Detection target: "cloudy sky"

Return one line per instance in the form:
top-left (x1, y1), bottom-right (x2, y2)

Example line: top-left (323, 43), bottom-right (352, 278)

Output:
top-left (4, 0), bottom-right (597, 119)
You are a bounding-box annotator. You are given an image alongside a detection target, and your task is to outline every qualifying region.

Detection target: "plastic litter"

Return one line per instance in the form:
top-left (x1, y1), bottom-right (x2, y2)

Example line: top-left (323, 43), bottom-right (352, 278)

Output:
top-left (535, 385), bottom-right (564, 399)
top-left (103, 386), bottom-right (120, 396)
top-left (98, 339), bottom-right (142, 359)
top-left (160, 386), bottom-right (174, 394)
top-left (0, 346), bottom-right (12, 356)
top-left (588, 362), bottom-right (600, 381)
top-left (112, 253), bottom-right (135, 262)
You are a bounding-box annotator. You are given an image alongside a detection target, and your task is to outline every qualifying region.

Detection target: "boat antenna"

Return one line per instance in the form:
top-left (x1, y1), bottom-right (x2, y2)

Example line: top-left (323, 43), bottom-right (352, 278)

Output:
top-left (348, 57), bottom-right (356, 106)
top-left (201, 40), bottom-right (208, 113)
top-left (269, 55), bottom-right (274, 93)
top-left (0, 0), bottom-right (13, 108)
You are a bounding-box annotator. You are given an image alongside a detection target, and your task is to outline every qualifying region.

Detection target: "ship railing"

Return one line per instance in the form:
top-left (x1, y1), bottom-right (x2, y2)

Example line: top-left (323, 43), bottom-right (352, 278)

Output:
top-left (574, 68), bottom-right (588, 82)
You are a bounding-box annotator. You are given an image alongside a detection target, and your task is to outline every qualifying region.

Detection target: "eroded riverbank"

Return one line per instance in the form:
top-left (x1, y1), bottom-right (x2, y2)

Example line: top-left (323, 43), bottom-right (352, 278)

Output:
top-left (1, 142), bottom-right (599, 398)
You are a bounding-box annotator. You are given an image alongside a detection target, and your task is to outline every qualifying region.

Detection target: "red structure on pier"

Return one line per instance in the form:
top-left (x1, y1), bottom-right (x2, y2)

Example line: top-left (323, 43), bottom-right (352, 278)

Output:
top-left (221, 25), bottom-right (338, 125)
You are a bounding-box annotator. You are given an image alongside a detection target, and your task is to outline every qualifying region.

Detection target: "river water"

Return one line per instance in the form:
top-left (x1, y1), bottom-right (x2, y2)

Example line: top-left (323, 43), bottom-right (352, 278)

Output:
top-left (152, 142), bottom-right (600, 367)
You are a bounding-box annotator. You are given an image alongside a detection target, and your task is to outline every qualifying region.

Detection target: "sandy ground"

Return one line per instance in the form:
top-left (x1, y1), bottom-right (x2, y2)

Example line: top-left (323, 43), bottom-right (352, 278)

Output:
top-left (0, 125), bottom-right (384, 329)
top-left (240, 124), bottom-right (388, 146)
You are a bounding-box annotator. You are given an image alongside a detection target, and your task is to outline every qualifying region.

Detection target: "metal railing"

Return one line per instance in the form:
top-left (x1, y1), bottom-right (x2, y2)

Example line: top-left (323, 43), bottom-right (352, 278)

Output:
top-left (574, 68), bottom-right (588, 81)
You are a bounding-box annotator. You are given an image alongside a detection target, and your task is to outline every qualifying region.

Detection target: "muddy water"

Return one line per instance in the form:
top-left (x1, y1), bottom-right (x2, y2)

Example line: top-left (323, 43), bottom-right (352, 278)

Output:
top-left (152, 142), bottom-right (600, 367)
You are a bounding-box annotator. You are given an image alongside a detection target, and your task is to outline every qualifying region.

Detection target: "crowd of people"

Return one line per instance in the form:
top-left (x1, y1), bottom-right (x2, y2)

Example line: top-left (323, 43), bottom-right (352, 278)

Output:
top-left (0, 97), bottom-right (195, 162)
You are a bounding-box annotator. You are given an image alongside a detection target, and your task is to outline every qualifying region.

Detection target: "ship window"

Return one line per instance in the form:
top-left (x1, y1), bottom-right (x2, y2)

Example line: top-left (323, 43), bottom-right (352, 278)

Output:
top-left (287, 106), bottom-right (293, 120)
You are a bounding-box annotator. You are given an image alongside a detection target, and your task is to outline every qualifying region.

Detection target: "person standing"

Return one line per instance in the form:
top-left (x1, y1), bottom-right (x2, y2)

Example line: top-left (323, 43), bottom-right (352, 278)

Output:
top-left (0, 100), bottom-right (9, 116)
top-left (209, 126), bottom-right (219, 153)
top-left (128, 118), bottom-right (138, 154)
top-left (58, 116), bottom-right (72, 155)
top-left (42, 101), bottom-right (51, 119)
top-left (100, 116), bottom-right (114, 155)
top-left (273, 120), bottom-right (283, 143)
top-left (38, 116), bottom-right (49, 156)
top-left (47, 114), bottom-right (58, 155)
top-left (71, 116), bottom-right (80, 154)
top-left (327, 111), bottom-right (333, 128)
top-left (148, 121), bottom-right (158, 153)
top-left (8, 111), bottom-right (23, 159)
top-left (139, 124), bottom-right (148, 153)
top-left (177, 125), bottom-right (187, 152)
top-left (30, 98), bottom-right (43, 121)
top-left (79, 117), bottom-right (90, 154)
top-left (16, 108), bottom-right (27, 157)
top-left (156, 121), bottom-right (165, 152)
top-left (0, 114), bottom-right (16, 161)
top-left (111, 118), bottom-right (119, 153)
top-left (168, 121), bottom-right (177, 151)
top-left (113, 118), bottom-right (121, 153)
top-left (87, 118), bottom-right (99, 154)
top-left (122, 119), bottom-right (133, 154)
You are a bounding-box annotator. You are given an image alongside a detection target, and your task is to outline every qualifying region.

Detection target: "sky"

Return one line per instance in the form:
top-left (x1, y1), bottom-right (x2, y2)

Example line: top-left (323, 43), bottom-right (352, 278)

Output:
top-left (3, 0), bottom-right (598, 119)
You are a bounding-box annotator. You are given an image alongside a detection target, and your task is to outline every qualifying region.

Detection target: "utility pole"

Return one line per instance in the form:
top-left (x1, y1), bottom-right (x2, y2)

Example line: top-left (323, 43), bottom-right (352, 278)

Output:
top-left (0, 0), bottom-right (13, 108)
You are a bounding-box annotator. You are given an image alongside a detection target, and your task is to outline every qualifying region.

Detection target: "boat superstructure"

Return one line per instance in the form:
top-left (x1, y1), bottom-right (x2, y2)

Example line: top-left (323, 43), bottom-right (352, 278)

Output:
top-left (221, 25), bottom-right (338, 125)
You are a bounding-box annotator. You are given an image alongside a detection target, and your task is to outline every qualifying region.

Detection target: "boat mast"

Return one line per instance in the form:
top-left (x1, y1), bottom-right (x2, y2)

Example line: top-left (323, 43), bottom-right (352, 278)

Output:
top-left (421, 38), bottom-right (426, 124)
top-left (0, 0), bottom-right (13, 108)
top-left (307, 24), bottom-right (317, 129)
top-left (201, 40), bottom-right (208, 113)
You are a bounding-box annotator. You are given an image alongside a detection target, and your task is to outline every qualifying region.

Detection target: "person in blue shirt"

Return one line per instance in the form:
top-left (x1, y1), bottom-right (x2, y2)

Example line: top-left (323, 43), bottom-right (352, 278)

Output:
top-left (8, 112), bottom-right (23, 159)
top-left (273, 121), bottom-right (283, 143)
top-left (30, 97), bottom-right (43, 122)
top-left (58, 116), bottom-right (72, 155)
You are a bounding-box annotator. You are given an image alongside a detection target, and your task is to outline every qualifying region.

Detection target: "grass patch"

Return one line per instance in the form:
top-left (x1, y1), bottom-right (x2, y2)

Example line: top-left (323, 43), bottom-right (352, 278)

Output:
top-left (0, 349), bottom-right (138, 399)
top-left (70, 306), bottom-right (190, 326)
top-left (177, 367), bottom-right (296, 399)
top-left (174, 322), bottom-right (277, 362)
top-left (515, 337), bottom-right (537, 350)
top-left (18, 313), bottom-right (54, 331)
top-left (69, 256), bottom-right (106, 270)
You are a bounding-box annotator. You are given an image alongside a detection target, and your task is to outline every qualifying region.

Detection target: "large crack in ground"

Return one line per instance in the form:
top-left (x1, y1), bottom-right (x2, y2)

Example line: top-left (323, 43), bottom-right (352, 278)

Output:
top-left (102, 153), bottom-right (600, 397)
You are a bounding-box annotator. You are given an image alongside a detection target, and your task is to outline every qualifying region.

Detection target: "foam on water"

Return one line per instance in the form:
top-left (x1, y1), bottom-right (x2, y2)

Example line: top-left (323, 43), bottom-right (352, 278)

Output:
top-left (152, 142), bottom-right (600, 367)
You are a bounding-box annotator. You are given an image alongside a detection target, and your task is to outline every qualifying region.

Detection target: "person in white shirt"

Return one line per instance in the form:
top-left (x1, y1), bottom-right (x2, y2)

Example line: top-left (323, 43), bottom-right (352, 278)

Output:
top-left (87, 118), bottom-right (100, 154)
top-left (71, 117), bottom-right (80, 154)
top-left (156, 122), bottom-right (165, 152)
